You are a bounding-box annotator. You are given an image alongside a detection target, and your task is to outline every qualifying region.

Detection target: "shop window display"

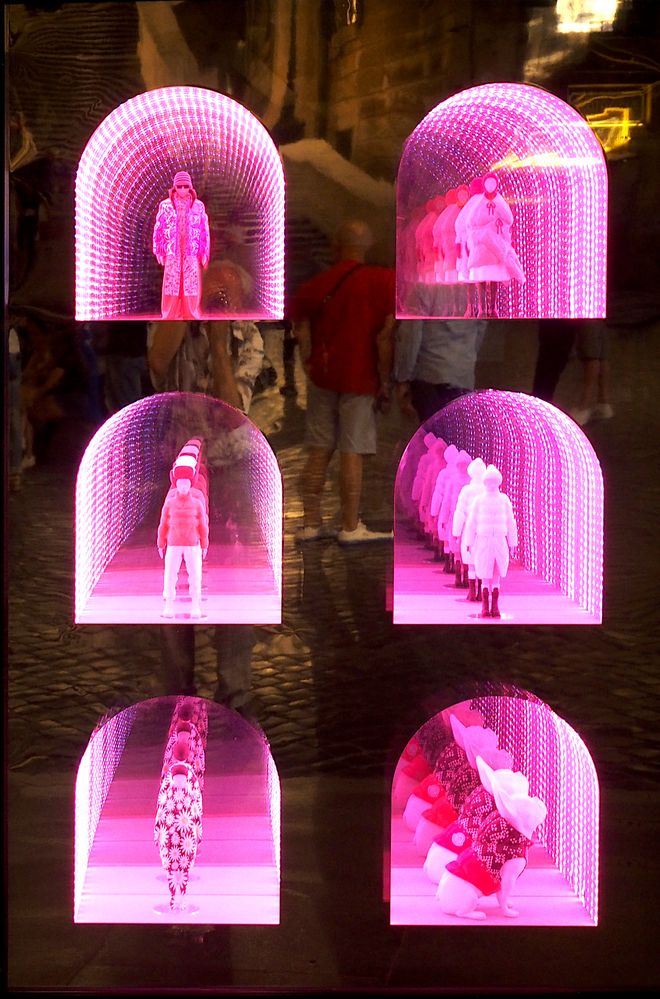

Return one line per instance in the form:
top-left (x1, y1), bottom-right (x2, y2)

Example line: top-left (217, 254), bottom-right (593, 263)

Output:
top-left (75, 86), bottom-right (284, 321)
top-left (396, 83), bottom-right (607, 320)
top-left (390, 687), bottom-right (599, 926)
top-left (74, 696), bottom-right (281, 924)
top-left (393, 390), bottom-right (603, 624)
top-left (75, 393), bottom-right (282, 624)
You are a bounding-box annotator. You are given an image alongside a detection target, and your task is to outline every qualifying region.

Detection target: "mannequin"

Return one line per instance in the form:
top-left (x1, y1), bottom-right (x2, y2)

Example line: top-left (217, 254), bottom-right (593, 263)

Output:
top-left (455, 176), bottom-right (484, 318)
top-left (161, 719), bottom-right (206, 792)
top-left (157, 464), bottom-right (209, 619)
top-left (429, 444), bottom-right (458, 568)
top-left (436, 755), bottom-right (546, 919)
top-left (411, 432), bottom-right (437, 536)
top-left (152, 170), bottom-right (210, 320)
top-left (415, 196), bottom-right (446, 284)
top-left (154, 747), bottom-right (204, 911)
top-left (418, 437), bottom-right (449, 549)
top-left (414, 715), bottom-right (511, 858)
top-left (466, 172), bottom-right (525, 318)
top-left (433, 186), bottom-right (470, 315)
top-left (437, 449), bottom-right (472, 583)
top-left (451, 456), bottom-right (487, 600)
top-left (463, 464), bottom-right (517, 618)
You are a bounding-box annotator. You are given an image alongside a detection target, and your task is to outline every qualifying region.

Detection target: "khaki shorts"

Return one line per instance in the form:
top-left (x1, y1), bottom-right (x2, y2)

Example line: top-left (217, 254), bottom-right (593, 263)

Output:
top-left (305, 380), bottom-right (377, 454)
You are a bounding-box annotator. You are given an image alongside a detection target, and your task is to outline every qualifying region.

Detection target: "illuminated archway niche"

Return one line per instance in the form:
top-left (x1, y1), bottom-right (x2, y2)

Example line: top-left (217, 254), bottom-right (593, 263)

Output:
top-left (74, 696), bottom-right (281, 924)
top-left (393, 390), bottom-right (603, 624)
top-left (396, 82), bottom-right (607, 319)
top-left (75, 392), bottom-right (282, 624)
top-left (76, 86), bottom-right (284, 320)
top-left (390, 685), bottom-right (599, 926)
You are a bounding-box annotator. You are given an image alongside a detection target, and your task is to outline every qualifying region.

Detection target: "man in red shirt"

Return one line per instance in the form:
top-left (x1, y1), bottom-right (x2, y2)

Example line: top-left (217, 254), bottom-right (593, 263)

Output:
top-left (290, 220), bottom-right (396, 544)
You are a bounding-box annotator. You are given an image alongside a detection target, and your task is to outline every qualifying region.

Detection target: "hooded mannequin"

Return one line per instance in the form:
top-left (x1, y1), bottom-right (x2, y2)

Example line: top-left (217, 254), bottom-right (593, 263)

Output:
top-left (462, 464), bottom-right (517, 618)
top-left (429, 444), bottom-right (458, 567)
top-left (435, 756), bottom-right (546, 919)
top-left (451, 456), bottom-right (487, 599)
top-left (465, 172), bottom-right (525, 318)
top-left (157, 463), bottom-right (209, 619)
top-left (153, 170), bottom-right (210, 320)
top-left (154, 746), bottom-right (204, 911)
top-left (437, 449), bottom-right (472, 582)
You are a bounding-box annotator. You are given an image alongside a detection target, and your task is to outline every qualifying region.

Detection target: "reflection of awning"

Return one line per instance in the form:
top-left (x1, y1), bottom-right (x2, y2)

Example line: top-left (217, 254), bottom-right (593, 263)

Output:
top-left (280, 138), bottom-right (395, 259)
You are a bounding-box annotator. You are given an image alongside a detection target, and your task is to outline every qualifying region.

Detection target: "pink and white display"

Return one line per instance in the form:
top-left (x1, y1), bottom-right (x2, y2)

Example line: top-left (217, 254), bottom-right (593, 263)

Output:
top-left (393, 390), bottom-right (603, 625)
top-left (74, 696), bottom-right (281, 924)
top-left (396, 83), bottom-right (608, 319)
top-left (75, 86), bottom-right (284, 321)
top-left (390, 687), bottom-right (599, 925)
top-left (75, 393), bottom-right (282, 624)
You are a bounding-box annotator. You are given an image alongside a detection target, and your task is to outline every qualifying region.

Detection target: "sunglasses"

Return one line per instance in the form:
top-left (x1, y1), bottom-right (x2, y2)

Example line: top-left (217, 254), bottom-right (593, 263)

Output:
top-left (176, 184), bottom-right (190, 190)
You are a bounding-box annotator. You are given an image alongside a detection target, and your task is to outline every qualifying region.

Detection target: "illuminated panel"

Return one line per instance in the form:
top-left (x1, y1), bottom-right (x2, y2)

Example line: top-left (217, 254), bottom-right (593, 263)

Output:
top-left (76, 86), bottom-right (284, 321)
top-left (396, 83), bottom-right (607, 319)
top-left (74, 697), bottom-right (281, 923)
top-left (74, 706), bottom-right (138, 920)
top-left (556, 0), bottom-right (619, 33)
top-left (75, 393), bottom-right (282, 624)
top-left (390, 687), bottom-right (599, 925)
top-left (393, 390), bottom-right (603, 622)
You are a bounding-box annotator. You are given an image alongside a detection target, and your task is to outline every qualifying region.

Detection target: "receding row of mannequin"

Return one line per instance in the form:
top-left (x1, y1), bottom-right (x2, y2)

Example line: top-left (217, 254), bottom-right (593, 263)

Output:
top-left (401, 172), bottom-right (526, 317)
top-left (157, 437), bottom-right (209, 620)
top-left (154, 697), bottom-right (208, 911)
top-left (393, 705), bottom-right (547, 920)
top-left (406, 433), bottom-right (518, 619)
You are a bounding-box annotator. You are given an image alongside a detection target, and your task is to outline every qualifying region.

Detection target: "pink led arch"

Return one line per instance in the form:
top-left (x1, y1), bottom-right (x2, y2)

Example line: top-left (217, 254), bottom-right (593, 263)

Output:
top-left (390, 686), bottom-right (599, 926)
top-left (76, 86), bottom-right (284, 321)
top-left (397, 83), bottom-right (608, 319)
top-left (393, 391), bottom-right (603, 624)
top-left (74, 696), bottom-right (281, 923)
top-left (75, 392), bottom-right (282, 624)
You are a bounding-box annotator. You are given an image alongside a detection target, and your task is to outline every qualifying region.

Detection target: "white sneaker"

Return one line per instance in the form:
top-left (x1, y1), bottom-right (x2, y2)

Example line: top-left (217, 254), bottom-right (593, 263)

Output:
top-left (337, 521), bottom-right (393, 545)
top-left (21, 455), bottom-right (36, 469)
top-left (162, 603), bottom-right (175, 618)
top-left (569, 407), bottom-right (593, 426)
top-left (592, 402), bottom-right (614, 420)
top-left (295, 524), bottom-right (337, 543)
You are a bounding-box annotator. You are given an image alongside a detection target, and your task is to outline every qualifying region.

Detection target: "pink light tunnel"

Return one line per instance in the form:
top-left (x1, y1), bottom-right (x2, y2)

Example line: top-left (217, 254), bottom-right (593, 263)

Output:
top-left (76, 86), bottom-right (284, 321)
top-left (75, 392), bottom-right (282, 625)
top-left (397, 82), bottom-right (608, 319)
top-left (394, 391), bottom-right (603, 624)
top-left (390, 685), bottom-right (599, 926)
top-left (74, 696), bottom-right (281, 924)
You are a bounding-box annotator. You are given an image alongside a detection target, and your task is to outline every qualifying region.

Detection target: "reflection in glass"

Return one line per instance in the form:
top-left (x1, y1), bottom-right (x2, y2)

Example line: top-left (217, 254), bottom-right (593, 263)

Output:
top-left (390, 687), bottom-right (599, 925)
top-left (392, 391), bottom-right (603, 625)
top-left (396, 83), bottom-right (607, 320)
top-left (75, 393), bottom-right (282, 624)
top-left (75, 86), bottom-right (284, 322)
top-left (74, 696), bottom-right (280, 924)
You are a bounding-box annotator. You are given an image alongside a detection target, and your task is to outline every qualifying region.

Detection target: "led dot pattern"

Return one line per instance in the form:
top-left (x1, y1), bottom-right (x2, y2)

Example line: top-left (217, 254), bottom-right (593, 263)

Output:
top-left (75, 86), bottom-right (285, 320)
top-left (75, 393), bottom-right (282, 621)
top-left (472, 691), bottom-right (599, 925)
top-left (396, 83), bottom-right (608, 319)
top-left (395, 390), bottom-right (603, 620)
top-left (74, 705), bottom-right (138, 918)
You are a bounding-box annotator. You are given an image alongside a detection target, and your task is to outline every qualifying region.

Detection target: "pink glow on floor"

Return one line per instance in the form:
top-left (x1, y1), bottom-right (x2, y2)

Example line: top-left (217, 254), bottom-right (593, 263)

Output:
top-left (393, 391), bottom-right (603, 624)
top-left (75, 393), bottom-right (282, 625)
top-left (75, 86), bottom-right (284, 321)
top-left (389, 690), bottom-right (599, 926)
top-left (396, 82), bottom-right (607, 319)
top-left (75, 698), bottom-right (280, 924)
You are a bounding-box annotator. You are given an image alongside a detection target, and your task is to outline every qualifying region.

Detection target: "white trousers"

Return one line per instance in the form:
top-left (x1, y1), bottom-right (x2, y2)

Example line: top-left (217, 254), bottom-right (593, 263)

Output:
top-left (163, 545), bottom-right (202, 604)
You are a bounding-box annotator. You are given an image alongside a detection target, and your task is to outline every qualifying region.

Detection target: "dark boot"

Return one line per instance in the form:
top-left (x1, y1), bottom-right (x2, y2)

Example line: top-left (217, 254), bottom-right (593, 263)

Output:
top-left (490, 587), bottom-right (501, 618)
top-left (480, 587), bottom-right (490, 618)
top-left (454, 558), bottom-right (462, 587)
top-left (467, 578), bottom-right (477, 601)
top-left (444, 552), bottom-right (454, 573)
top-left (476, 578), bottom-right (482, 601)
top-left (462, 564), bottom-right (469, 588)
